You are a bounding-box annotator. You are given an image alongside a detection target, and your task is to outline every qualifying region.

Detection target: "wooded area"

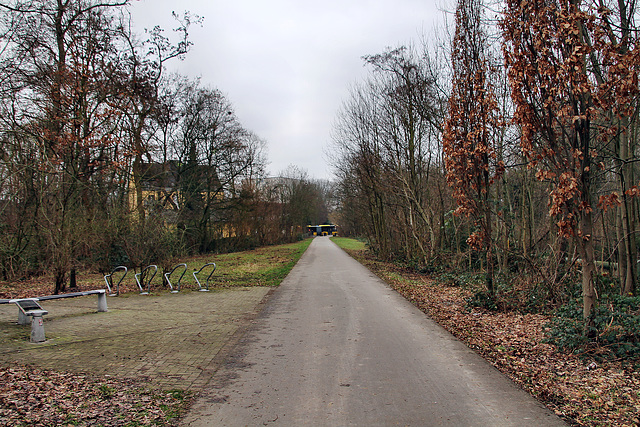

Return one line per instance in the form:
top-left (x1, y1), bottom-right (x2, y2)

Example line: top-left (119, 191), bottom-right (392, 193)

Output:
top-left (0, 1), bottom-right (332, 294)
top-left (1, 0), bottom-right (638, 356)
top-left (331, 0), bottom-right (640, 353)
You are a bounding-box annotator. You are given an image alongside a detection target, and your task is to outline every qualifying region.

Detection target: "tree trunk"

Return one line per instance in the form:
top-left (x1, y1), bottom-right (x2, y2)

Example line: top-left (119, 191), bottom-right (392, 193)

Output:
top-left (620, 121), bottom-right (636, 295)
top-left (70, 268), bottom-right (77, 289)
top-left (578, 211), bottom-right (596, 323)
top-left (616, 204), bottom-right (626, 286)
top-left (54, 269), bottom-right (66, 295)
top-left (485, 198), bottom-right (495, 297)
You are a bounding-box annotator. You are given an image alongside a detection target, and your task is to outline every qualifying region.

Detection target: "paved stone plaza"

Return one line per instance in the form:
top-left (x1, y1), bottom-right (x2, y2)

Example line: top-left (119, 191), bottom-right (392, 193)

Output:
top-left (0, 288), bottom-right (272, 391)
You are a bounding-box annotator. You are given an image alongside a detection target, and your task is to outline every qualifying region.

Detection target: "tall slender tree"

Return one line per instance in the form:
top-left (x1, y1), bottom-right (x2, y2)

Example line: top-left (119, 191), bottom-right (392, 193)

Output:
top-left (444, 0), bottom-right (503, 296)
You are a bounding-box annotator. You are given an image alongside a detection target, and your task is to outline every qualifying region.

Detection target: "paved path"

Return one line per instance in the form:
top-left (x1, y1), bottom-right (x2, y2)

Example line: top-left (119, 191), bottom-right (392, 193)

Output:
top-left (182, 237), bottom-right (566, 426)
top-left (0, 287), bottom-right (271, 391)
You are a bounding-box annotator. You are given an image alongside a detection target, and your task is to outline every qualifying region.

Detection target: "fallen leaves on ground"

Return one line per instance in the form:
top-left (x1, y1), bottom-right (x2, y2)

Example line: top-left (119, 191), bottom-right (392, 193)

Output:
top-left (0, 242), bottom-right (314, 425)
top-left (4, 244), bottom-right (640, 425)
top-left (0, 363), bottom-right (189, 426)
top-left (349, 250), bottom-right (640, 427)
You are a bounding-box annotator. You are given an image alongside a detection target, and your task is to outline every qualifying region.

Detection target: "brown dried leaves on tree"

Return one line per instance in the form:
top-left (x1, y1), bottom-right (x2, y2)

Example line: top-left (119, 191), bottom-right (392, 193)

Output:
top-left (443, 0), bottom-right (504, 294)
top-left (502, 0), bottom-right (640, 233)
top-left (501, 0), bottom-right (640, 315)
top-left (443, 0), bottom-right (504, 244)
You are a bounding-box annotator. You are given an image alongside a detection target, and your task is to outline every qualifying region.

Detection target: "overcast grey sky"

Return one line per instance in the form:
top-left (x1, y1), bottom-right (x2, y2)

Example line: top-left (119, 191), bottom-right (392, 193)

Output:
top-left (129, 1), bottom-right (446, 180)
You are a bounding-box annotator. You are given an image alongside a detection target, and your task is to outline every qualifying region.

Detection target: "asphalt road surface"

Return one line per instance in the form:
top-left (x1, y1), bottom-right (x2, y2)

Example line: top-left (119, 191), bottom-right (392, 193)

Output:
top-left (182, 237), bottom-right (566, 426)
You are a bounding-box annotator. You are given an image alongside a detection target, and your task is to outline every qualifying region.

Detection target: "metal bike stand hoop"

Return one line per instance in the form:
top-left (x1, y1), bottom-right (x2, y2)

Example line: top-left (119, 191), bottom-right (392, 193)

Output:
top-left (164, 263), bottom-right (187, 293)
top-left (193, 262), bottom-right (217, 292)
top-left (135, 265), bottom-right (158, 295)
top-left (104, 266), bottom-right (128, 297)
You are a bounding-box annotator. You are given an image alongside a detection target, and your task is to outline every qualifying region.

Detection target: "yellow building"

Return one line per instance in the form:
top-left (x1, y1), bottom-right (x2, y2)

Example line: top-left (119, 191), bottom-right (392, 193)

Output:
top-left (129, 161), bottom-right (222, 219)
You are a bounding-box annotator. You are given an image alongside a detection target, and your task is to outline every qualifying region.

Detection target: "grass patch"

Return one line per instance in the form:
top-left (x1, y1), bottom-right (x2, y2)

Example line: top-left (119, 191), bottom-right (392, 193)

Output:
top-left (1, 239), bottom-right (313, 298)
top-left (150, 238), bottom-right (313, 289)
top-left (98, 384), bottom-right (116, 400)
top-left (131, 238), bottom-right (313, 290)
top-left (159, 389), bottom-right (189, 421)
top-left (331, 237), bottom-right (366, 252)
top-left (204, 238), bottom-right (312, 288)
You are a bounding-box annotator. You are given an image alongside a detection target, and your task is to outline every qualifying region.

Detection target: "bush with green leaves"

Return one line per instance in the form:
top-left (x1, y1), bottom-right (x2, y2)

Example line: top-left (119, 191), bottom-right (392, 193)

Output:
top-left (436, 272), bottom-right (486, 288)
top-left (465, 289), bottom-right (498, 311)
top-left (545, 294), bottom-right (640, 360)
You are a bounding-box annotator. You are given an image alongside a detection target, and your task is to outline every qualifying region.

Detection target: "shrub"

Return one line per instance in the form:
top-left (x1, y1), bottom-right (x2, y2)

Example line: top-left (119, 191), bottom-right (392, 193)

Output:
top-left (545, 294), bottom-right (640, 360)
top-left (465, 289), bottom-right (498, 311)
top-left (436, 272), bottom-right (485, 288)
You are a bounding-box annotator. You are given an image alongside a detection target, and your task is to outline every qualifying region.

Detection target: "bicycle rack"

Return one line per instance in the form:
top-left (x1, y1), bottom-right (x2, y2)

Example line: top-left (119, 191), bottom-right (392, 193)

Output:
top-left (193, 262), bottom-right (216, 292)
top-left (164, 263), bottom-right (187, 293)
top-left (104, 266), bottom-right (128, 296)
top-left (135, 265), bottom-right (158, 295)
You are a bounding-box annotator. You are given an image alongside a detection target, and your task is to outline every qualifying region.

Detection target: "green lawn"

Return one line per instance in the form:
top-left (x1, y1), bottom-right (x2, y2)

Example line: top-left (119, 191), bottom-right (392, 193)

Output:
top-left (198, 238), bottom-right (313, 288)
top-left (331, 237), bottom-right (367, 252)
top-left (147, 238), bottom-right (314, 292)
top-left (0, 238), bottom-right (314, 298)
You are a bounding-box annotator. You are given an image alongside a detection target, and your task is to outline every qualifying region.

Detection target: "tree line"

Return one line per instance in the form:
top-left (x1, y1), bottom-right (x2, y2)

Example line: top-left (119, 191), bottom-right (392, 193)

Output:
top-left (331, 0), bottom-right (640, 330)
top-left (0, 1), bottom-right (330, 294)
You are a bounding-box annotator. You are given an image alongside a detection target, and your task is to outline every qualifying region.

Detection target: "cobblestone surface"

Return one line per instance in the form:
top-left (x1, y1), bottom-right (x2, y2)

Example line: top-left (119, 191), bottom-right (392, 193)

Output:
top-left (0, 287), bottom-right (272, 391)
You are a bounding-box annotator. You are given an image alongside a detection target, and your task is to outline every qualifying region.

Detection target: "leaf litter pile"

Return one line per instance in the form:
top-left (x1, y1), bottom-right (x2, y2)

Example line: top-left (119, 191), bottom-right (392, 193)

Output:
top-left (0, 364), bottom-right (188, 426)
top-left (349, 251), bottom-right (640, 427)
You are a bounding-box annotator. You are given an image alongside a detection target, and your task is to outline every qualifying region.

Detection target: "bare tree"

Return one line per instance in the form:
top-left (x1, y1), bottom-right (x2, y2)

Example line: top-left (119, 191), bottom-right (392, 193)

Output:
top-left (174, 84), bottom-right (266, 251)
top-left (0, 0), bottom-right (130, 293)
top-left (114, 11), bottom-right (198, 222)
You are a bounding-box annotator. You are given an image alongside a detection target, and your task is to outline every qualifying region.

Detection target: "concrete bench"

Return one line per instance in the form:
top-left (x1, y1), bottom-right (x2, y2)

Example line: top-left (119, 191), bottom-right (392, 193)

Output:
top-left (36, 289), bottom-right (108, 312)
top-left (1, 289), bottom-right (108, 343)
top-left (10, 299), bottom-right (49, 342)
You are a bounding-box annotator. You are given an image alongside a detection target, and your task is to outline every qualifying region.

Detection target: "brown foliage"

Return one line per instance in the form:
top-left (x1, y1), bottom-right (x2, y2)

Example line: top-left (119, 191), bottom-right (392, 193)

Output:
top-left (501, 0), bottom-right (640, 237)
top-left (0, 364), bottom-right (188, 426)
top-left (443, 0), bottom-right (504, 253)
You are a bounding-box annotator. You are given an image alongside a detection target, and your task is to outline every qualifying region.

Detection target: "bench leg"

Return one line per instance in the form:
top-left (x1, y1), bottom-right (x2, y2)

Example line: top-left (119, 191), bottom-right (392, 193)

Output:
top-left (18, 310), bottom-right (29, 326)
top-left (97, 292), bottom-right (108, 312)
top-left (30, 315), bottom-right (46, 343)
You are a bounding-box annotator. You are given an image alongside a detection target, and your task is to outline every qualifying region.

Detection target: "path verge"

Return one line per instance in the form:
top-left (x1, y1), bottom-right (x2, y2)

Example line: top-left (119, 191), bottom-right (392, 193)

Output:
top-left (334, 240), bottom-right (640, 426)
